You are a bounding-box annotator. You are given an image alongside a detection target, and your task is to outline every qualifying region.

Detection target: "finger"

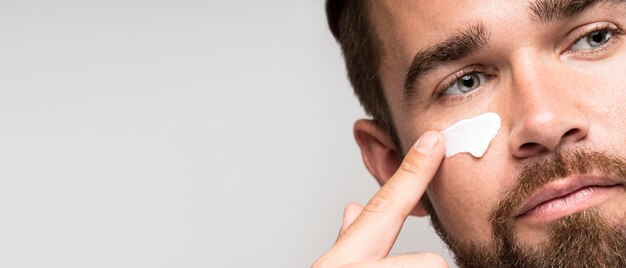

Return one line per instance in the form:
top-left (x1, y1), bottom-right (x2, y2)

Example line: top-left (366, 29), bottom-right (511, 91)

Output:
top-left (342, 252), bottom-right (448, 268)
top-left (338, 203), bottom-right (364, 238)
top-left (333, 131), bottom-right (445, 262)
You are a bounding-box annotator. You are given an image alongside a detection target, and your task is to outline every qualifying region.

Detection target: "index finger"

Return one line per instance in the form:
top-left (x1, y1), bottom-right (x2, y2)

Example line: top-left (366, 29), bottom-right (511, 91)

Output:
top-left (333, 131), bottom-right (445, 262)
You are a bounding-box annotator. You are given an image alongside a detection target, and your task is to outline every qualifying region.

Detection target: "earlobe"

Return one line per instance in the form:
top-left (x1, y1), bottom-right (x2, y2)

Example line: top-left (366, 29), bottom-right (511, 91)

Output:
top-left (353, 119), bottom-right (430, 217)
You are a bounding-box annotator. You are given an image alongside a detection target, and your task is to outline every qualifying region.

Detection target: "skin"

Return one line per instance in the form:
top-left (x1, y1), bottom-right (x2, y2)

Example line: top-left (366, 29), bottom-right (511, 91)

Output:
top-left (316, 0), bottom-right (626, 266)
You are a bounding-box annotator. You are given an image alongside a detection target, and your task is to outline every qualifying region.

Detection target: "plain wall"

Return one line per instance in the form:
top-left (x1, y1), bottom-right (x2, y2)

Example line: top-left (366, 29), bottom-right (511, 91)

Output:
top-left (0, 1), bottom-right (456, 267)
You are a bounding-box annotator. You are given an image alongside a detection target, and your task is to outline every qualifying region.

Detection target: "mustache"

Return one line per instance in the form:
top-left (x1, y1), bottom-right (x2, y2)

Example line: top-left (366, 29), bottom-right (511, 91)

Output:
top-left (490, 148), bottom-right (626, 226)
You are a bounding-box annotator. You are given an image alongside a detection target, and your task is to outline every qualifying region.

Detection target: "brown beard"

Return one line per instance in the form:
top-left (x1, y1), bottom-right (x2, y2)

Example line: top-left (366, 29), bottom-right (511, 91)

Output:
top-left (423, 149), bottom-right (626, 267)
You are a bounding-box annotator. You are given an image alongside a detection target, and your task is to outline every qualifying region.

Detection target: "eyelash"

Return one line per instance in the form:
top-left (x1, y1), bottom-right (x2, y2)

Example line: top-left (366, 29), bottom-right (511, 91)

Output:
top-left (435, 66), bottom-right (489, 102)
top-left (565, 24), bottom-right (624, 55)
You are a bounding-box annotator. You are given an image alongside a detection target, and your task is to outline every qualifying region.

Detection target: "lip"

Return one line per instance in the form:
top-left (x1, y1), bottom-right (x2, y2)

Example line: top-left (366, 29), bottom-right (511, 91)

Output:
top-left (515, 175), bottom-right (621, 219)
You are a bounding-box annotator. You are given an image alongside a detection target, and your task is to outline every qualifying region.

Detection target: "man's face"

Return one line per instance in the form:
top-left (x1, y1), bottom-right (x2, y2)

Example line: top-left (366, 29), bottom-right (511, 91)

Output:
top-left (368, 0), bottom-right (626, 265)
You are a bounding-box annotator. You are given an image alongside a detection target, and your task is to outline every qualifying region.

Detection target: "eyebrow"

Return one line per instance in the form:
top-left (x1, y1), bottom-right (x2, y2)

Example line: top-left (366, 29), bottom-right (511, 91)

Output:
top-left (402, 23), bottom-right (488, 102)
top-left (530, 0), bottom-right (626, 24)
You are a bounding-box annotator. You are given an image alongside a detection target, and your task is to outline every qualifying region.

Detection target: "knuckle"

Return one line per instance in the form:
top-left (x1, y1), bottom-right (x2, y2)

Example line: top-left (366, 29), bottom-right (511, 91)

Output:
top-left (344, 202), bottom-right (362, 215)
top-left (363, 194), bottom-right (393, 215)
top-left (398, 158), bottom-right (423, 175)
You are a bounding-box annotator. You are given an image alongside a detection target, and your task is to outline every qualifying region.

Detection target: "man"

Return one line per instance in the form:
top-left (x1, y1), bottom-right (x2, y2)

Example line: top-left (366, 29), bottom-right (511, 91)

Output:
top-left (315, 0), bottom-right (626, 267)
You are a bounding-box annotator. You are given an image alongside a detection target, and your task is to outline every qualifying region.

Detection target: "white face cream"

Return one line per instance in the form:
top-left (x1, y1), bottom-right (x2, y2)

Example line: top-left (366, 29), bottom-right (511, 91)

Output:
top-left (441, 112), bottom-right (501, 158)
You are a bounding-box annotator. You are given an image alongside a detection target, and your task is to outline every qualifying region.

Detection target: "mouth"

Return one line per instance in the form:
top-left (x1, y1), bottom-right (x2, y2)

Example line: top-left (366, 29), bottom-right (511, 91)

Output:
top-left (515, 175), bottom-right (623, 223)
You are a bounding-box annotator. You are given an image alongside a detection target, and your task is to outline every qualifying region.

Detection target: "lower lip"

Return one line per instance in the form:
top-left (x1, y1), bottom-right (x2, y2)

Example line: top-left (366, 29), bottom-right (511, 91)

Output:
top-left (517, 185), bottom-right (622, 223)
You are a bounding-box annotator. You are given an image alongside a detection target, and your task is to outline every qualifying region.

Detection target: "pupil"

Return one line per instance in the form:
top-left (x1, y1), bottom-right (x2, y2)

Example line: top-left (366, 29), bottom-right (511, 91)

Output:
top-left (591, 31), bottom-right (606, 43)
top-left (461, 76), bottom-right (475, 87)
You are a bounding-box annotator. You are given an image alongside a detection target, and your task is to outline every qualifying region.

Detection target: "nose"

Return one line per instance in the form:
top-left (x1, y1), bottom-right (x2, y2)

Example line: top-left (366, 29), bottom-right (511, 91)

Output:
top-left (507, 57), bottom-right (589, 159)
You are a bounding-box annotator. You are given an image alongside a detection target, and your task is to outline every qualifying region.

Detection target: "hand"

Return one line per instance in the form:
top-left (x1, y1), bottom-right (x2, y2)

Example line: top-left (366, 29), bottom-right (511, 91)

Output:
top-left (313, 131), bottom-right (447, 267)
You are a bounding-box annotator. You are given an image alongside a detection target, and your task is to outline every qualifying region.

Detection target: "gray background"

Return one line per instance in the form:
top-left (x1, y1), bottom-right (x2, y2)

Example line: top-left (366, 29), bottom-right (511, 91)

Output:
top-left (0, 1), bottom-right (455, 267)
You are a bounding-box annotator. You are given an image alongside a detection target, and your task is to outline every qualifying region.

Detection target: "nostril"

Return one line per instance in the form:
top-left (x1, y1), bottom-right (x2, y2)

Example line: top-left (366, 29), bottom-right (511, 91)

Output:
top-left (563, 128), bottom-right (579, 138)
top-left (520, 142), bottom-right (540, 152)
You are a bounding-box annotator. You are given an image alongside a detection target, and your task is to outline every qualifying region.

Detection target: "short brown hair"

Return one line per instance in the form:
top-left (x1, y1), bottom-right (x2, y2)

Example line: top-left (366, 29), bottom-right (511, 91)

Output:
top-left (327, 0), bottom-right (435, 231)
top-left (326, 0), bottom-right (401, 149)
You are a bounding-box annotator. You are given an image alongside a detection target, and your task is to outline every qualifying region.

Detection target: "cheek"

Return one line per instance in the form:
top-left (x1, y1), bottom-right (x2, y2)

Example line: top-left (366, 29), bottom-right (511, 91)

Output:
top-left (575, 57), bottom-right (626, 146)
top-left (601, 72), bottom-right (626, 132)
top-left (426, 142), bottom-right (511, 244)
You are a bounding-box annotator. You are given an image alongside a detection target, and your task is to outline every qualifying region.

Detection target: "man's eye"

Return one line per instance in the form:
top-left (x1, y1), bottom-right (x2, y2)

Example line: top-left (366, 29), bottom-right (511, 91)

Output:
top-left (570, 29), bottom-right (613, 51)
top-left (441, 72), bottom-right (487, 96)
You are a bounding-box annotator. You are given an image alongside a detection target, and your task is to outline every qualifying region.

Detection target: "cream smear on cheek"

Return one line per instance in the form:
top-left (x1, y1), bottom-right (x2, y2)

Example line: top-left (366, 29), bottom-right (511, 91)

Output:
top-left (441, 112), bottom-right (501, 158)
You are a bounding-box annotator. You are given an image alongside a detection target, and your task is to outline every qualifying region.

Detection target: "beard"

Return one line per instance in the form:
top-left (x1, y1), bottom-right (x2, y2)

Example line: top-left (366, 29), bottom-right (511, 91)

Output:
top-left (423, 149), bottom-right (626, 267)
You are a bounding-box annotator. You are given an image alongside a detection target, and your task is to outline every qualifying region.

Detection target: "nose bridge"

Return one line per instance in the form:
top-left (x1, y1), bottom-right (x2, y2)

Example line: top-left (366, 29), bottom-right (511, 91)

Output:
top-left (511, 52), bottom-right (560, 123)
top-left (507, 49), bottom-right (589, 158)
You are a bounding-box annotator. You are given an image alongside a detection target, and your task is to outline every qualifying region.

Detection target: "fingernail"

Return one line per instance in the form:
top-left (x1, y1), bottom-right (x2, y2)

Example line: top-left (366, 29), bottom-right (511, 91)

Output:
top-left (415, 131), bottom-right (439, 154)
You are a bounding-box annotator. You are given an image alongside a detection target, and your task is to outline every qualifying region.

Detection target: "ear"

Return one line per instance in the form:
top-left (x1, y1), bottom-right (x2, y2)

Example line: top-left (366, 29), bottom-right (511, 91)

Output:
top-left (353, 119), bottom-right (429, 217)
